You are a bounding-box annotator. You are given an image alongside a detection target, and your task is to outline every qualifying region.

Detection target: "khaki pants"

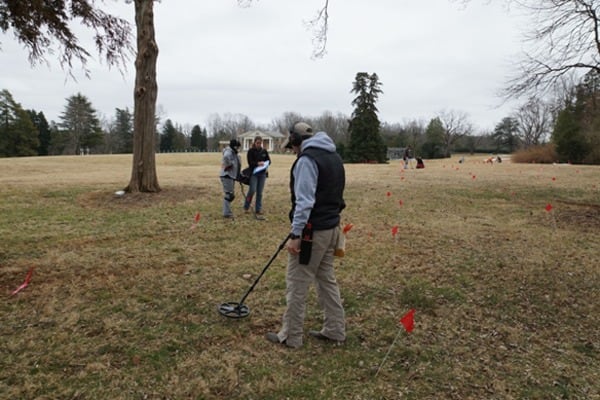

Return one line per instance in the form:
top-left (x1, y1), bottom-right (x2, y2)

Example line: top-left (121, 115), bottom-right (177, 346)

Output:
top-left (276, 226), bottom-right (346, 348)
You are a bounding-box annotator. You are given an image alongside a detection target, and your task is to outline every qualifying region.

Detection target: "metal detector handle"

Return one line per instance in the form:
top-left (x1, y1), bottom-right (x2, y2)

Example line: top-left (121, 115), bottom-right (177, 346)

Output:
top-left (235, 234), bottom-right (291, 306)
top-left (279, 233), bottom-right (292, 250)
top-left (238, 181), bottom-right (247, 199)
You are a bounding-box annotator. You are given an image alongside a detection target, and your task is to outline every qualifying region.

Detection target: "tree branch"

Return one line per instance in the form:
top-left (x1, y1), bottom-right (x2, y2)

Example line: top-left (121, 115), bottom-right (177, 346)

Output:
top-left (305, 0), bottom-right (330, 59)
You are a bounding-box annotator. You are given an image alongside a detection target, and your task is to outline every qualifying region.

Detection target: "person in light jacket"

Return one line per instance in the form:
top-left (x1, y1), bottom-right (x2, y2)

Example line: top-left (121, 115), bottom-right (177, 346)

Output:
top-left (265, 122), bottom-right (346, 349)
top-left (219, 139), bottom-right (241, 219)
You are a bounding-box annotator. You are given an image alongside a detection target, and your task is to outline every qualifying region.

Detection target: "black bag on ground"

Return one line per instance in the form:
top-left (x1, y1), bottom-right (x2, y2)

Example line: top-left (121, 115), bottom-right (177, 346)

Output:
top-left (239, 167), bottom-right (252, 185)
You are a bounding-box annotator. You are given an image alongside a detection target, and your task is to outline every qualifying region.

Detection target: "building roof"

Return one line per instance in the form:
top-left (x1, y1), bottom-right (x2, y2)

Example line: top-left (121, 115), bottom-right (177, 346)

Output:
top-left (238, 130), bottom-right (285, 139)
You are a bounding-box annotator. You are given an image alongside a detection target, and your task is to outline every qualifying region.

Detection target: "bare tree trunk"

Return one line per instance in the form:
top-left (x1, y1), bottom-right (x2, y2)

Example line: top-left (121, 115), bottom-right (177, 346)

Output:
top-left (126, 0), bottom-right (160, 193)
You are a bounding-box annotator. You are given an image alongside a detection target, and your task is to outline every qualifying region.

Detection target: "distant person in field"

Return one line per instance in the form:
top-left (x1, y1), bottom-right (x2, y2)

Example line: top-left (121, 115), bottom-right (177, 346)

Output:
top-left (244, 136), bottom-right (271, 217)
top-left (416, 157), bottom-right (425, 169)
top-left (219, 139), bottom-right (241, 219)
top-left (403, 145), bottom-right (414, 169)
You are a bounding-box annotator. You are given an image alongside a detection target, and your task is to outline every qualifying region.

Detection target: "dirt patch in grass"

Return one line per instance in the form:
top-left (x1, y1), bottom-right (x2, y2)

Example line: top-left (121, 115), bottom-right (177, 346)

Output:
top-left (555, 203), bottom-right (600, 232)
top-left (77, 186), bottom-right (211, 209)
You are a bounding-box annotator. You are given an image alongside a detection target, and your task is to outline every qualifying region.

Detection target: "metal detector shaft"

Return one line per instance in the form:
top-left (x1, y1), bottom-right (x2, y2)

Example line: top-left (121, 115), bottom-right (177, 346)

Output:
top-left (238, 181), bottom-right (263, 220)
top-left (235, 234), bottom-right (291, 306)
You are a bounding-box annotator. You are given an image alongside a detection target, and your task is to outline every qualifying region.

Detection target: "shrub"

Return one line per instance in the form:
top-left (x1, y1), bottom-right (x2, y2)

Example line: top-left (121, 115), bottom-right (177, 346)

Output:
top-left (511, 144), bottom-right (558, 164)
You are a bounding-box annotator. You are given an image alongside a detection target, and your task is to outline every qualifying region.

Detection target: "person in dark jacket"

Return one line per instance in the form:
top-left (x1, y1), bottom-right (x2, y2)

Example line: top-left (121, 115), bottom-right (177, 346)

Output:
top-left (243, 136), bottom-right (271, 216)
top-left (265, 122), bottom-right (346, 349)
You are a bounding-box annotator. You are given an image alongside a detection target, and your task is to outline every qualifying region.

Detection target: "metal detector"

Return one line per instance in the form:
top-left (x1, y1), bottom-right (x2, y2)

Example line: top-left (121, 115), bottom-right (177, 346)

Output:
top-left (218, 234), bottom-right (291, 319)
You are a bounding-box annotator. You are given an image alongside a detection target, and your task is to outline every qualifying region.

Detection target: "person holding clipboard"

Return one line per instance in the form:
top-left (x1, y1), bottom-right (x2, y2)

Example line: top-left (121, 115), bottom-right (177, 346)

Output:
top-left (243, 136), bottom-right (271, 218)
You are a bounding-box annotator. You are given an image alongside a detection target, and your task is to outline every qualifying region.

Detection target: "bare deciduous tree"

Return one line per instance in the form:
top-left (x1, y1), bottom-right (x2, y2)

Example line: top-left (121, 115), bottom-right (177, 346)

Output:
top-left (437, 110), bottom-right (473, 156)
top-left (504, 0), bottom-right (600, 98)
top-left (514, 96), bottom-right (553, 148)
top-left (305, 0), bottom-right (330, 59)
top-left (243, 0), bottom-right (331, 58)
top-left (207, 113), bottom-right (255, 138)
top-left (272, 112), bottom-right (306, 136)
top-left (313, 111), bottom-right (349, 143)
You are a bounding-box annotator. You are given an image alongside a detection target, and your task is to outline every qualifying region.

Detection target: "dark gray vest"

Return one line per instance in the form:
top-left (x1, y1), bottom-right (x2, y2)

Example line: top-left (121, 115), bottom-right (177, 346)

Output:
top-left (289, 147), bottom-right (345, 230)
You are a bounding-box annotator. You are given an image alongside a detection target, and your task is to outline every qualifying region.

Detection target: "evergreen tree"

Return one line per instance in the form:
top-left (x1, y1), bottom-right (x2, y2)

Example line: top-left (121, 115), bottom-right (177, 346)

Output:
top-left (28, 110), bottom-right (51, 156)
top-left (421, 117), bottom-right (446, 159)
top-left (160, 119), bottom-right (177, 152)
top-left (201, 127), bottom-right (208, 151)
top-left (346, 72), bottom-right (387, 163)
top-left (48, 122), bottom-right (68, 155)
top-left (0, 0), bottom-right (131, 75)
top-left (492, 117), bottom-right (521, 153)
top-left (552, 102), bottom-right (586, 163)
top-left (190, 124), bottom-right (207, 151)
top-left (172, 122), bottom-right (187, 150)
top-left (112, 108), bottom-right (134, 153)
top-left (551, 70), bottom-right (600, 164)
top-left (59, 93), bottom-right (104, 154)
top-left (0, 89), bottom-right (39, 157)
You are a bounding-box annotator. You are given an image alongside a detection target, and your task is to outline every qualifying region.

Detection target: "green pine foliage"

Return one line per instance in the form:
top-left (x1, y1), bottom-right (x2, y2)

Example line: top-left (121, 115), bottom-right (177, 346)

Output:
top-left (190, 125), bottom-right (208, 151)
top-left (551, 70), bottom-right (600, 164)
top-left (28, 110), bottom-right (51, 156)
top-left (59, 93), bottom-right (104, 155)
top-left (492, 117), bottom-right (521, 153)
top-left (112, 108), bottom-right (134, 154)
top-left (346, 72), bottom-right (387, 163)
top-left (160, 119), bottom-right (177, 152)
top-left (421, 117), bottom-right (446, 159)
top-left (159, 119), bottom-right (186, 152)
top-left (0, 89), bottom-right (39, 157)
top-left (553, 104), bottom-right (586, 163)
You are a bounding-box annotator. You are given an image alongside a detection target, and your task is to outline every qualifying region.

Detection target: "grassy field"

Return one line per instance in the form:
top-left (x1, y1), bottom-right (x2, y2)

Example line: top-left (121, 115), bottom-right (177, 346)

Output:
top-left (1, 153), bottom-right (599, 399)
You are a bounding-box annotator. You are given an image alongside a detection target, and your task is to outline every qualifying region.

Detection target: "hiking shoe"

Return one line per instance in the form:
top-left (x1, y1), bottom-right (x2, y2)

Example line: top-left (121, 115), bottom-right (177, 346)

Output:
top-left (223, 215), bottom-right (235, 220)
top-left (265, 332), bottom-right (298, 349)
top-left (308, 330), bottom-right (345, 345)
top-left (244, 208), bottom-right (250, 214)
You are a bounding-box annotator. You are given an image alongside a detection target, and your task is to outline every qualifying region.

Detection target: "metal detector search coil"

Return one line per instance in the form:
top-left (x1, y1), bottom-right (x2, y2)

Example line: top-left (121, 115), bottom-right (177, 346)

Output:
top-left (218, 234), bottom-right (291, 319)
top-left (218, 302), bottom-right (250, 318)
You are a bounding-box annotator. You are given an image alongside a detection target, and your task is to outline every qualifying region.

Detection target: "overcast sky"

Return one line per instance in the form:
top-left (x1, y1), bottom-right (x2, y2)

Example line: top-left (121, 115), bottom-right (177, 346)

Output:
top-left (0, 0), bottom-right (528, 133)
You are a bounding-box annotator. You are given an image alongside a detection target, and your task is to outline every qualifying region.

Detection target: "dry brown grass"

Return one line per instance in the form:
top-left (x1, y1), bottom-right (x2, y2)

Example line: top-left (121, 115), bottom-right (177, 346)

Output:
top-left (1, 153), bottom-right (599, 399)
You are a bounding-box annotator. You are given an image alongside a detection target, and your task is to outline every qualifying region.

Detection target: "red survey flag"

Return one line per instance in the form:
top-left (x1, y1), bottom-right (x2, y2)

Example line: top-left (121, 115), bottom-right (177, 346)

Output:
top-left (391, 226), bottom-right (399, 237)
top-left (386, 191), bottom-right (392, 197)
top-left (190, 212), bottom-right (202, 230)
top-left (398, 199), bottom-right (404, 207)
top-left (11, 267), bottom-right (34, 296)
top-left (342, 223), bottom-right (354, 234)
top-left (400, 309), bottom-right (415, 333)
top-left (545, 203), bottom-right (553, 212)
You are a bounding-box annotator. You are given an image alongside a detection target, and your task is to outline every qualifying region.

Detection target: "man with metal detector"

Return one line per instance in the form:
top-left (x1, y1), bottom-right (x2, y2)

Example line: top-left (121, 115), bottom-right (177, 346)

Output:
top-left (265, 122), bottom-right (346, 349)
top-left (219, 139), bottom-right (242, 219)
